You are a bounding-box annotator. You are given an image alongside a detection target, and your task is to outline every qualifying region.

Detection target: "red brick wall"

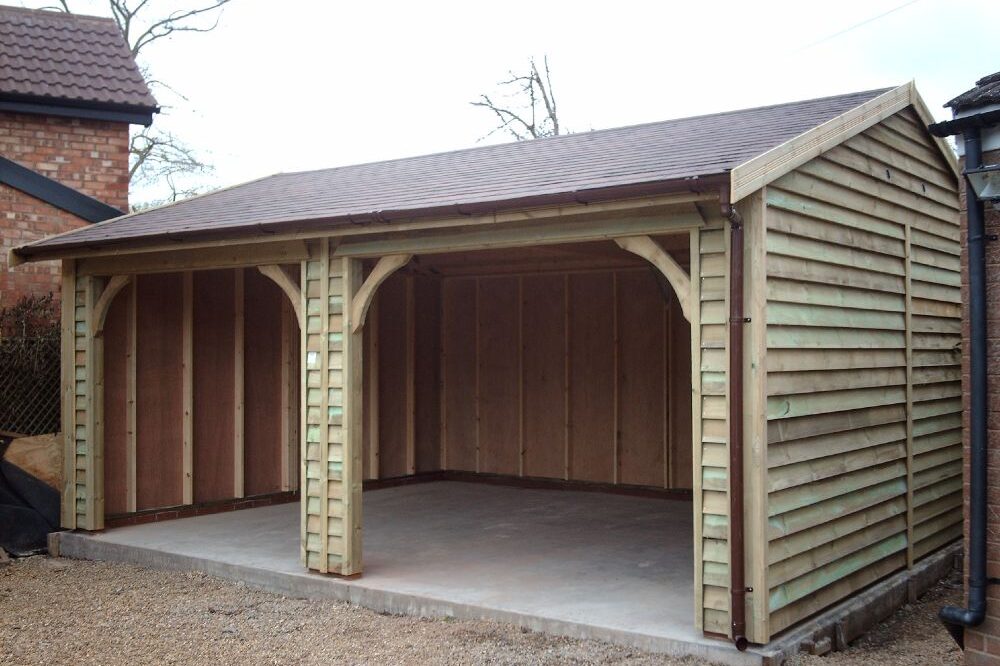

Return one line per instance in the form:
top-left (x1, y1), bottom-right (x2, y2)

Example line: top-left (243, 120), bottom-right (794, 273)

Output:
top-left (962, 144), bottom-right (1000, 666)
top-left (0, 111), bottom-right (130, 307)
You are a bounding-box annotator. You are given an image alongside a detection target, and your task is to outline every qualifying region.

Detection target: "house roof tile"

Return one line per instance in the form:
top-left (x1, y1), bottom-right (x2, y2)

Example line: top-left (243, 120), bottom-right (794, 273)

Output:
top-left (0, 5), bottom-right (157, 113)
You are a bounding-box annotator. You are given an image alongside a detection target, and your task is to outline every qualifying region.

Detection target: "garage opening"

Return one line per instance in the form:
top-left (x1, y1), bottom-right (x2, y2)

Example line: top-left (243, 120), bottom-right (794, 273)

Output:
top-left (362, 236), bottom-right (692, 490)
top-left (357, 236), bottom-right (695, 628)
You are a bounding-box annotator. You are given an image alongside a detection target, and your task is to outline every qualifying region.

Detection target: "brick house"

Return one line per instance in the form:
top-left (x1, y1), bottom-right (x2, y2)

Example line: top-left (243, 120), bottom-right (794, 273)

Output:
top-left (929, 72), bottom-right (1000, 664)
top-left (0, 5), bottom-right (157, 307)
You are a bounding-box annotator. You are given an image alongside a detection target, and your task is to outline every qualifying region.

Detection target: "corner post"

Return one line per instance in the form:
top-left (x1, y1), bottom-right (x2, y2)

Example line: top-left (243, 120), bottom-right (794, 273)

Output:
top-left (63, 268), bottom-right (105, 531)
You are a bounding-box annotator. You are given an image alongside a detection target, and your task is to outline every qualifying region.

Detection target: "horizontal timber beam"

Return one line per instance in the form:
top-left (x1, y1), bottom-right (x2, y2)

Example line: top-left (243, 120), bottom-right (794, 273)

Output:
top-left (77, 240), bottom-right (311, 277)
top-left (614, 235), bottom-right (692, 322)
top-left (333, 207), bottom-right (704, 258)
top-left (14, 192), bottom-right (720, 265)
top-left (350, 254), bottom-right (412, 333)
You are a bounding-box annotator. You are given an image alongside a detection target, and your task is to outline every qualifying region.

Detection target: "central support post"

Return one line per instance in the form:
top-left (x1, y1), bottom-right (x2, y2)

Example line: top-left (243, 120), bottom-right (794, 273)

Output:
top-left (301, 241), bottom-right (364, 575)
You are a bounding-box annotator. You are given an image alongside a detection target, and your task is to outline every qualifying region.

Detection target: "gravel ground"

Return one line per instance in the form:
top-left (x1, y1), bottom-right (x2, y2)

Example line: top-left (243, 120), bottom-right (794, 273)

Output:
top-left (0, 556), bottom-right (964, 665)
top-left (789, 574), bottom-right (964, 666)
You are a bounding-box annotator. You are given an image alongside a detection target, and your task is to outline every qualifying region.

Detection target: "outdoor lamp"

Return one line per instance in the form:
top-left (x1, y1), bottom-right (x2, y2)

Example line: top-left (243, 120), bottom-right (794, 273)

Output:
top-left (966, 163), bottom-right (1000, 202)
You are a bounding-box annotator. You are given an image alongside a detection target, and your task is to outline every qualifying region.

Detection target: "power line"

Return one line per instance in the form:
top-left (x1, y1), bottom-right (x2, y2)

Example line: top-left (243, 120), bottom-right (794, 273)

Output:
top-left (792, 0), bottom-right (923, 53)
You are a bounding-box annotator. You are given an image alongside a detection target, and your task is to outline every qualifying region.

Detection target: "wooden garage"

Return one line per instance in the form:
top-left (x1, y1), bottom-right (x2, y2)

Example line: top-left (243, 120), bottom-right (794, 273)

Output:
top-left (8, 82), bottom-right (962, 648)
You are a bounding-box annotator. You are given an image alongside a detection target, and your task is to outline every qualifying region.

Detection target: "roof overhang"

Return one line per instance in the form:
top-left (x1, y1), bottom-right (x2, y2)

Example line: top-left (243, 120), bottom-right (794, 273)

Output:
top-left (10, 173), bottom-right (727, 265)
top-left (728, 82), bottom-right (960, 203)
top-left (0, 92), bottom-right (158, 126)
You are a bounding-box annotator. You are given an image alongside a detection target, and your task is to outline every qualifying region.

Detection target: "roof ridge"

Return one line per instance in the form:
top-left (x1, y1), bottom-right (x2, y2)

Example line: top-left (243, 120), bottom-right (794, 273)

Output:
top-left (275, 87), bottom-right (896, 179)
top-left (0, 4), bottom-right (115, 24)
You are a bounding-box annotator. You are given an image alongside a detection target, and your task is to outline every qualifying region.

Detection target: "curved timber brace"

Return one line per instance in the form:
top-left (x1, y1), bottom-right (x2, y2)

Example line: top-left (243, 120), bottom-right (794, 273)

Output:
top-left (613, 236), bottom-right (691, 321)
top-left (258, 264), bottom-right (304, 328)
top-left (90, 275), bottom-right (132, 337)
top-left (350, 254), bottom-right (413, 333)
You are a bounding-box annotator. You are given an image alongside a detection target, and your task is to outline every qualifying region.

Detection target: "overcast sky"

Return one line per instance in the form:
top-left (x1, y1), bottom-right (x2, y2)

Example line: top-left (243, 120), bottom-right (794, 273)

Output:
top-left (21, 0), bottom-right (1000, 202)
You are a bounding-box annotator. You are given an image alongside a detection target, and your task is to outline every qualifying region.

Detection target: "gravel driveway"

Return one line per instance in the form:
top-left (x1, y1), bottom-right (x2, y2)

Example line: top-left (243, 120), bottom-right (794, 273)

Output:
top-left (0, 556), bottom-right (963, 665)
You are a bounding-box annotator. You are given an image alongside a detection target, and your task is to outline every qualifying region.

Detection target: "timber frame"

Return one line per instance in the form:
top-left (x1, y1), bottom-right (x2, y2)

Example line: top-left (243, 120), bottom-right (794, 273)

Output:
top-left (30, 83), bottom-right (964, 647)
top-left (56, 193), bottom-right (708, 576)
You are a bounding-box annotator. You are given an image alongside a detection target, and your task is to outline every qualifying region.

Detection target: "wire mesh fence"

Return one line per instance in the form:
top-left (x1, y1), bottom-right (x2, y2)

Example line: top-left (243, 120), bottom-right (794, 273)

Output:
top-left (0, 336), bottom-right (61, 436)
top-left (0, 294), bottom-right (61, 437)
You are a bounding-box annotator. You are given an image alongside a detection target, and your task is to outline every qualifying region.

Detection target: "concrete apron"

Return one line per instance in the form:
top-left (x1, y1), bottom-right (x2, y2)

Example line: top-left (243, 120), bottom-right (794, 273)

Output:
top-left (49, 482), bottom-right (959, 666)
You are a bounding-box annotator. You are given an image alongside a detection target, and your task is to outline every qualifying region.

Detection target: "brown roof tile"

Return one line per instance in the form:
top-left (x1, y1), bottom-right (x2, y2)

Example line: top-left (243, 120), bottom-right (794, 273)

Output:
top-left (0, 5), bottom-right (157, 112)
top-left (19, 87), bottom-right (891, 256)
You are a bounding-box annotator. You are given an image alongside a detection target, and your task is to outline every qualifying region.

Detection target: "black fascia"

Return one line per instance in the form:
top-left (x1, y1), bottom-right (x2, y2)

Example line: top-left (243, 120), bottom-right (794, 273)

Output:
top-left (0, 155), bottom-right (123, 223)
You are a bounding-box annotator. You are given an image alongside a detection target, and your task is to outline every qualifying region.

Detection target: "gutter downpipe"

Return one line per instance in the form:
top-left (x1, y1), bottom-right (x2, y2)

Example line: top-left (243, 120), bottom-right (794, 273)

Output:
top-left (938, 125), bottom-right (988, 647)
top-left (723, 189), bottom-right (749, 651)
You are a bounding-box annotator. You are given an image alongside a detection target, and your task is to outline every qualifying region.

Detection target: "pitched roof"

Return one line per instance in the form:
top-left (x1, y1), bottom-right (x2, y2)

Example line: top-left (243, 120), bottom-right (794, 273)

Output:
top-left (946, 71), bottom-right (1000, 113)
top-left (17, 87), bottom-right (893, 257)
top-left (0, 5), bottom-right (157, 115)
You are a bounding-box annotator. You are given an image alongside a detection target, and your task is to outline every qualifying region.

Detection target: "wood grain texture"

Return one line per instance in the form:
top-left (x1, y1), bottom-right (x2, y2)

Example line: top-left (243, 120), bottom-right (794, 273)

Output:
top-left (441, 278), bottom-right (478, 471)
top-left (477, 277), bottom-right (521, 476)
top-left (567, 272), bottom-right (616, 483)
top-left (761, 110), bottom-right (961, 639)
top-left (192, 269), bottom-right (236, 503)
top-left (135, 273), bottom-right (184, 511)
top-left (376, 274), bottom-right (408, 478)
top-left (243, 268), bottom-right (284, 496)
top-left (617, 270), bottom-right (666, 487)
top-left (101, 283), bottom-right (130, 515)
top-left (414, 276), bottom-right (442, 472)
top-left (521, 274), bottom-right (567, 479)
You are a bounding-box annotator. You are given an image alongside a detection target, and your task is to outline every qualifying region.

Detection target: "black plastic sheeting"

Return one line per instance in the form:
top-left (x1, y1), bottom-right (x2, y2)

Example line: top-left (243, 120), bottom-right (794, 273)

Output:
top-left (0, 438), bottom-right (59, 555)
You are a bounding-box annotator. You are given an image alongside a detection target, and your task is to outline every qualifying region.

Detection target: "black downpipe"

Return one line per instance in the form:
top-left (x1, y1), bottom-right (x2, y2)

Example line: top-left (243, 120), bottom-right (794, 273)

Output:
top-left (939, 126), bottom-right (988, 648)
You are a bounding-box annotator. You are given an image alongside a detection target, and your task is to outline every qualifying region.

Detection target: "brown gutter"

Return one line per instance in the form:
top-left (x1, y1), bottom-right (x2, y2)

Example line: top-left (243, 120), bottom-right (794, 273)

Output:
top-left (722, 187), bottom-right (749, 651)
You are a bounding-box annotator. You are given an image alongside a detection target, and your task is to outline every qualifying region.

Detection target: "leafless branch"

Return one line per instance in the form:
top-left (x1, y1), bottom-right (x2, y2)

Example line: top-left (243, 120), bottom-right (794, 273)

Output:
top-left (52, 1), bottom-right (230, 204)
top-left (472, 56), bottom-right (563, 141)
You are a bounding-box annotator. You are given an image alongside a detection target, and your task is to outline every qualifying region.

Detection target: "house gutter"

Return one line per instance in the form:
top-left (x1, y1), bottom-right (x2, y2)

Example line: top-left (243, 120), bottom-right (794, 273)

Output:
top-left (722, 186), bottom-right (749, 651)
top-left (927, 117), bottom-right (991, 647)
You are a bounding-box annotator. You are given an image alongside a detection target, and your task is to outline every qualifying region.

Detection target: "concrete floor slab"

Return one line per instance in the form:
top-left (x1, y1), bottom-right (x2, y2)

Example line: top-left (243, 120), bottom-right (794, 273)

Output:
top-left (58, 481), bottom-right (761, 665)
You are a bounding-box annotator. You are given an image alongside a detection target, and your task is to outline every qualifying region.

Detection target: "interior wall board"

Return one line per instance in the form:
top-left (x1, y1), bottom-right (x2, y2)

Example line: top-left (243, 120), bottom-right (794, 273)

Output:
top-left (377, 274), bottom-right (409, 478)
top-left (617, 270), bottom-right (667, 487)
top-left (521, 274), bottom-right (567, 479)
top-left (192, 269), bottom-right (236, 503)
top-left (477, 276), bottom-right (521, 476)
top-left (414, 275), bottom-right (442, 472)
top-left (441, 278), bottom-right (478, 471)
top-left (101, 283), bottom-right (130, 515)
top-left (567, 271), bottom-right (616, 483)
top-left (243, 268), bottom-right (284, 496)
top-left (135, 272), bottom-right (184, 511)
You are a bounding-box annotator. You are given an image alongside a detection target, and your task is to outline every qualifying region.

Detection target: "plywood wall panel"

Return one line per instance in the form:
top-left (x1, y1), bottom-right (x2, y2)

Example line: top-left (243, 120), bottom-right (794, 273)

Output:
top-left (567, 272), bottom-right (615, 483)
top-left (377, 274), bottom-right (408, 478)
top-left (617, 270), bottom-right (666, 487)
top-left (192, 269), bottom-right (235, 502)
top-left (521, 274), bottom-right (566, 479)
top-left (669, 295), bottom-right (693, 489)
top-left (442, 278), bottom-right (478, 471)
top-left (477, 277), bottom-right (521, 476)
top-left (101, 283), bottom-right (130, 515)
top-left (243, 269), bottom-right (284, 496)
top-left (135, 273), bottom-right (184, 511)
top-left (414, 276), bottom-right (441, 472)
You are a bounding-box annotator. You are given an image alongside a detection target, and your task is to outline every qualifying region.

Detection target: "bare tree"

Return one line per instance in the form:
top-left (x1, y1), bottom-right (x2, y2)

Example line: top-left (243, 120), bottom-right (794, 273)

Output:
top-left (471, 56), bottom-right (562, 141)
top-left (49, 1), bottom-right (231, 206)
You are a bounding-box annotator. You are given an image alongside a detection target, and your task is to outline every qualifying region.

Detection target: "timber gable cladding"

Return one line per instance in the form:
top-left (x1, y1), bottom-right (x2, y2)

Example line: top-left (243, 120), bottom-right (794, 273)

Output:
top-left (30, 86), bottom-right (963, 647)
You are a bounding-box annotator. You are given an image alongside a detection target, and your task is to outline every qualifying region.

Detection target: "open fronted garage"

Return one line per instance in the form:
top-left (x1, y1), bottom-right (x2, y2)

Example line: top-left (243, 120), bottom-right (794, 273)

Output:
top-left (9, 83), bottom-right (965, 659)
